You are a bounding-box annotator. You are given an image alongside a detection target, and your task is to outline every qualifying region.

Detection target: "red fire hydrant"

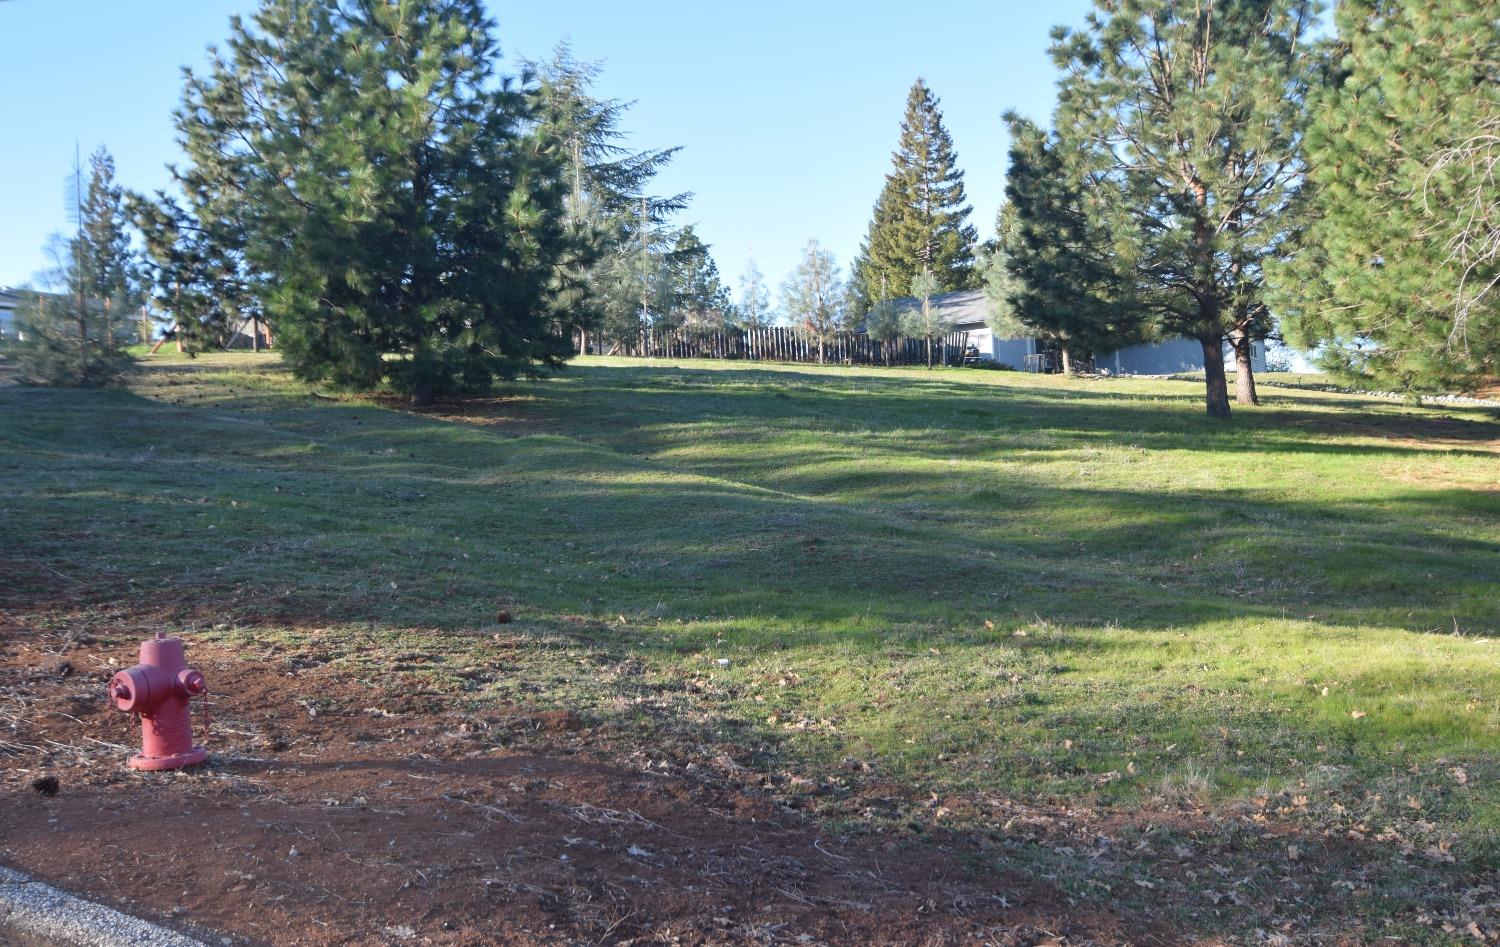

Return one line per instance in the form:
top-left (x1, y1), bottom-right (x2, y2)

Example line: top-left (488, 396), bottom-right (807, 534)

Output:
top-left (108, 632), bottom-right (208, 771)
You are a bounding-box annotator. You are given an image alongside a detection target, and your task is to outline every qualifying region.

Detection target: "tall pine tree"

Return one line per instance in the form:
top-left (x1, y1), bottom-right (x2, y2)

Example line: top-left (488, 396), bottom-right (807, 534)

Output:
top-left (853, 79), bottom-right (978, 312)
top-left (528, 44), bottom-right (690, 355)
top-left (1051, 0), bottom-right (1320, 417)
top-left (1269, 0), bottom-right (1499, 395)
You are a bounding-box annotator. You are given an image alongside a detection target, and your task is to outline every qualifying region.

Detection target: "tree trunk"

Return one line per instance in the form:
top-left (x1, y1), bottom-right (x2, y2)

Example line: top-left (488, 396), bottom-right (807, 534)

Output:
top-left (925, 336), bottom-right (932, 369)
top-left (251, 317), bottom-right (261, 352)
top-left (1229, 330), bottom-right (1259, 405)
top-left (1200, 336), bottom-right (1232, 419)
top-left (818, 338), bottom-right (825, 364)
top-left (1059, 343), bottom-right (1073, 374)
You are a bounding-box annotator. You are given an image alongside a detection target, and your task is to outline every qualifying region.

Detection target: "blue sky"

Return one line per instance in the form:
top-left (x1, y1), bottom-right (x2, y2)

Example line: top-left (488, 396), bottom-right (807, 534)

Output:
top-left (0, 0), bottom-right (1096, 294)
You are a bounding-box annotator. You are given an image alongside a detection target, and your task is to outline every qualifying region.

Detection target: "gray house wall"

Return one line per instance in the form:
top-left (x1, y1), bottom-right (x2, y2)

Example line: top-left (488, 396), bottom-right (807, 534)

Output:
top-left (992, 335), bottom-right (1036, 367)
top-left (1098, 338), bottom-right (1266, 375)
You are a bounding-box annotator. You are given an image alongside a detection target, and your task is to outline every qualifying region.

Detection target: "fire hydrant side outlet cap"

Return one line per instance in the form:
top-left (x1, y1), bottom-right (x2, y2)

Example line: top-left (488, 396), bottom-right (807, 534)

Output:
top-left (109, 668), bottom-right (149, 713)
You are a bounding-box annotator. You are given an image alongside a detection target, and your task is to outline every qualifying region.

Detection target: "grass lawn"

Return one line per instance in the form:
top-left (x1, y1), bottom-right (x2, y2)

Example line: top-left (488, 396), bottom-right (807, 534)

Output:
top-left (2, 351), bottom-right (1496, 943)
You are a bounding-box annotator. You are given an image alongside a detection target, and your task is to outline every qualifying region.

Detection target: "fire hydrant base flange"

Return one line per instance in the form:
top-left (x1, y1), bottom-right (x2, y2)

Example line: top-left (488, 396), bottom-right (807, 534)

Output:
top-left (128, 746), bottom-right (207, 772)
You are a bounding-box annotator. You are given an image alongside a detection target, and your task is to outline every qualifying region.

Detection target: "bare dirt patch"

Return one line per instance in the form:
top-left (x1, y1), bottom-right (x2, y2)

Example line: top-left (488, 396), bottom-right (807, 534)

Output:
top-left (0, 621), bottom-right (1143, 946)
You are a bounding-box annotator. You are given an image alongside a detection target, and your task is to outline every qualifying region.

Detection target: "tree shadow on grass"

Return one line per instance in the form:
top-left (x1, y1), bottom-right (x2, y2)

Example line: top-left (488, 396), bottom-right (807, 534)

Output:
top-left (557, 363), bottom-right (1500, 458)
top-left (2, 375), bottom-right (1496, 642)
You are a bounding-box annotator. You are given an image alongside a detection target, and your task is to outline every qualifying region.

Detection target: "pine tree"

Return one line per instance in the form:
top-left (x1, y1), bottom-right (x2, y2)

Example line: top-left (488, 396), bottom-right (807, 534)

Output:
top-left (8, 149), bottom-right (137, 386)
top-left (853, 79), bottom-right (978, 310)
top-left (979, 202), bottom-right (1019, 338)
top-left (1051, 0), bottom-right (1320, 417)
top-left (993, 119), bottom-right (1135, 374)
top-left (1269, 0), bottom-right (1499, 395)
top-left (781, 240), bottom-right (847, 364)
top-left (129, 194), bottom-right (255, 354)
top-left (167, 0), bottom-right (574, 401)
top-left (76, 148), bottom-right (141, 346)
top-left (899, 268), bottom-right (951, 368)
top-left (665, 227), bottom-right (733, 335)
top-left (863, 299), bottom-right (902, 365)
top-left (737, 260), bottom-right (773, 331)
top-left (528, 44), bottom-right (690, 355)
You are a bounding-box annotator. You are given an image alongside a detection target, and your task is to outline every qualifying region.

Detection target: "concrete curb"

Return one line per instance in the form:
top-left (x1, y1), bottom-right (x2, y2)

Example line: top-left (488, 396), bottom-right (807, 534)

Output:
top-left (0, 865), bottom-right (208, 946)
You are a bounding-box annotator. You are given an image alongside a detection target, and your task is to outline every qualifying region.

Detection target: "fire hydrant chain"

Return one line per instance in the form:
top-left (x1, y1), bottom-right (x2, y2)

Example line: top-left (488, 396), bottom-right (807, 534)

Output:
top-left (107, 631), bottom-right (208, 771)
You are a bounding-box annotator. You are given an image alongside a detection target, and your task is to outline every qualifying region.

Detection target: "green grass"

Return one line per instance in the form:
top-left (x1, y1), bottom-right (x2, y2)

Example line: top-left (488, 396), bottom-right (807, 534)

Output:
top-left (2, 352), bottom-right (1497, 938)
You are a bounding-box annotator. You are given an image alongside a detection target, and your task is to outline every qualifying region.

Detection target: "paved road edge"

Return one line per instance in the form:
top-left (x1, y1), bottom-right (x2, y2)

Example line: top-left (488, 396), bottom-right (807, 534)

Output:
top-left (0, 865), bottom-right (208, 947)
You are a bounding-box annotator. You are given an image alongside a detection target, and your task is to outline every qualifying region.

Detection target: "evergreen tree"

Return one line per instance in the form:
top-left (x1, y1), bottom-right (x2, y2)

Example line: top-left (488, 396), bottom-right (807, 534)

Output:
top-left (76, 148), bottom-right (141, 345)
top-left (1269, 0), bottom-right (1499, 395)
top-left (666, 227), bottom-right (733, 335)
top-left (863, 298), bottom-right (902, 365)
top-left (168, 0), bottom-right (574, 401)
top-left (1051, 0), bottom-right (1321, 417)
top-left (737, 260), bottom-right (773, 330)
top-left (979, 202), bottom-right (1019, 338)
top-left (8, 150), bottom-right (137, 386)
top-left (130, 194), bottom-right (255, 354)
top-left (853, 79), bottom-right (978, 310)
top-left (781, 240), bottom-right (847, 364)
top-left (899, 268), bottom-right (951, 368)
top-left (994, 118), bottom-right (1136, 374)
top-left (527, 45), bottom-right (690, 355)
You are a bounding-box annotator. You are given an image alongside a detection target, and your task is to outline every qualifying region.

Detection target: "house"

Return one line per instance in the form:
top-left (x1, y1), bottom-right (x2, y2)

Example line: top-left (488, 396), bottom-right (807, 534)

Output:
top-left (1096, 337), bottom-right (1266, 375)
top-left (877, 288), bottom-right (1267, 374)
top-left (0, 288), bottom-right (20, 340)
top-left (880, 289), bottom-right (1040, 366)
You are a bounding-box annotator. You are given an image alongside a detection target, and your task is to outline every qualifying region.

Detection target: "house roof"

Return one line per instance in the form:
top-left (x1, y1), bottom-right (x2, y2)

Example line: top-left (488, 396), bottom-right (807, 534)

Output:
top-left (884, 288), bottom-right (992, 329)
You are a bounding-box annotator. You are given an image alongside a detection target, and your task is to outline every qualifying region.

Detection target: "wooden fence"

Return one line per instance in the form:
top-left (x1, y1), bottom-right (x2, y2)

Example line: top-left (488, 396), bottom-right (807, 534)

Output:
top-left (590, 325), bottom-right (972, 367)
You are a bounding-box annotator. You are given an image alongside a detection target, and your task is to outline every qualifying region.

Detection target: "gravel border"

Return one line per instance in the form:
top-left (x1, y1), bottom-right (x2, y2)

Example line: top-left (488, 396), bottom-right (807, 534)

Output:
top-left (0, 865), bottom-right (209, 947)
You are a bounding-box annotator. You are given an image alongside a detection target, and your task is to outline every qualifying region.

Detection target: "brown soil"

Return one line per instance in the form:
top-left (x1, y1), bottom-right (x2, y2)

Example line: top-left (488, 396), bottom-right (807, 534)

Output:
top-left (0, 621), bottom-right (1149, 946)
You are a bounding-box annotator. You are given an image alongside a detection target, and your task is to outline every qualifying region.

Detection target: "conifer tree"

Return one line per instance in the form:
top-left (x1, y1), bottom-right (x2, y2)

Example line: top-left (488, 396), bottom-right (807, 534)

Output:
top-left (1050, 0), bottom-right (1320, 417)
top-left (528, 45), bottom-right (690, 354)
top-left (665, 227), bottom-right (733, 334)
top-left (994, 119), bottom-right (1134, 374)
top-left (737, 260), bottom-right (773, 331)
top-left (166, 0), bottom-right (574, 401)
top-left (782, 240), bottom-right (847, 364)
top-left (864, 298), bottom-right (902, 365)
top-left (853, 79), bottom-right (978, 311)
top-left (899, 268), bottom-right (951, 368)
top-left (1269, 0), bottom-right (1499, 395)
top-left (129, 194), bottom-right (254, 354)
top-left (980, 202), bottom-right (1019, 338)
top-left (76, 148), bottom-right (140, 344)
top-left (8, 149), bottom-right (138, 386)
